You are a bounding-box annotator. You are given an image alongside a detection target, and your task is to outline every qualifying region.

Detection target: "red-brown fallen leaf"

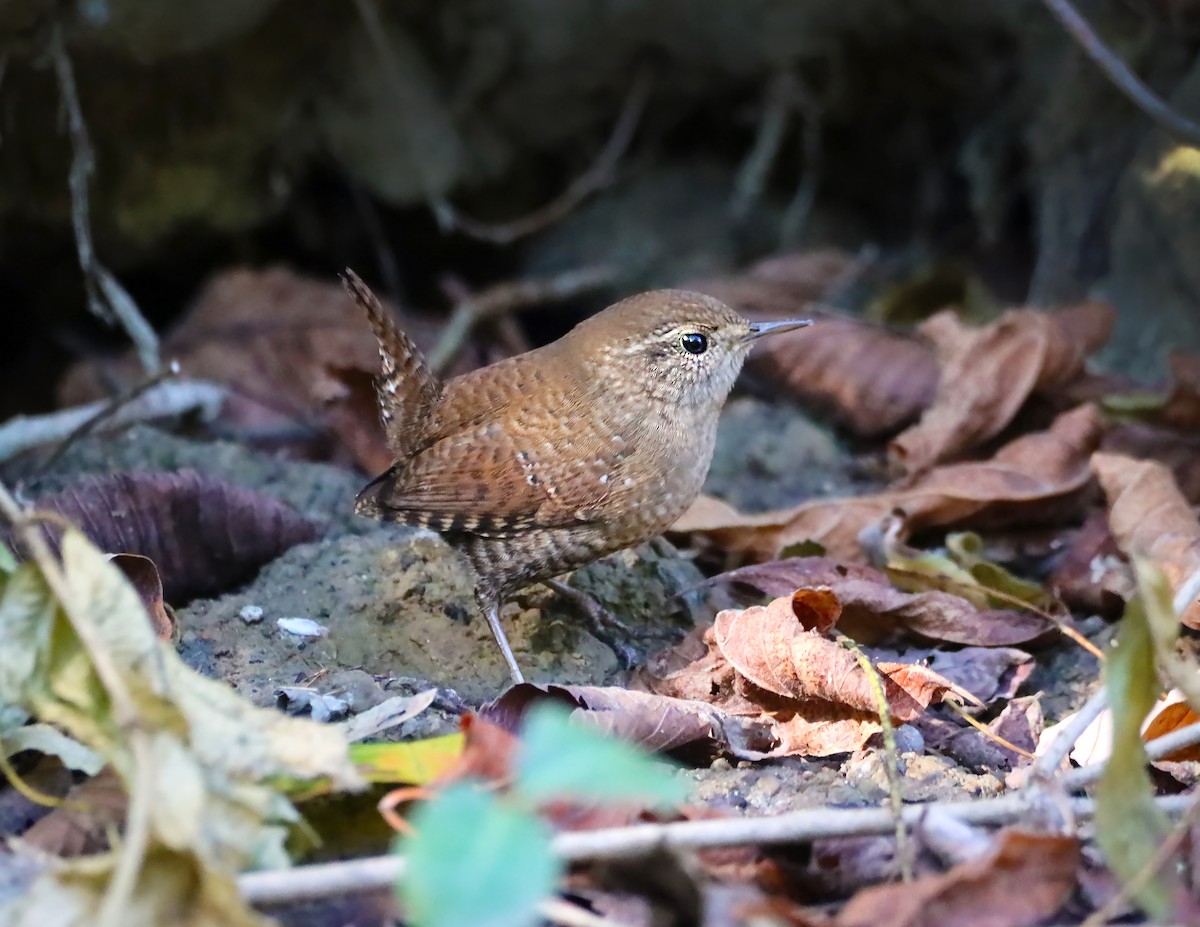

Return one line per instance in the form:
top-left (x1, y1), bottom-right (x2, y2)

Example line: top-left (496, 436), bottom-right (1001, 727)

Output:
top-left (57, 268), bottom-right (494, 465)
top-left (889, 303), bottom-right (1114, 475)
top-left (1046, 512), bottom-right (1133, 618)
top-left (21, 470), bottom-right (319, 602)
top-left (710, 557), bottom-right (1053, 646)
top-left (110, 553), bottom-right (175, 641)
top-left (644, 595), bottom-right (970, 758)
top-left (837, 829), bottom-right (1080, 927)
top-left (483, 683), bottom-right (778, 763)
top-left (1092, 452), bottom-right (1200, 628)
top-left (747, 316), bottom-right (938, 438)
top-left (673, 404), bottom-right (1104, 562)
top-left (686, 250), bottom-right (939, 437)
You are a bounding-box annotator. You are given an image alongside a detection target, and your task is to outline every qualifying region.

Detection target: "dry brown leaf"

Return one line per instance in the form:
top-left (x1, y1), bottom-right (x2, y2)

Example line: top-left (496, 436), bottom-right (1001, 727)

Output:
top-left (111, 553), bottom-right (175, 641)
top-left (838, 829), bottom-right (1080, 927)
top-left (644, 595), bottom-right (967, 757)
top-left (57, 268), bottom-right (495, 465)
top-left (1092, 452), bottom-right (1200, 628)
top-left (673, 404), bottom-right (1103, 562)
top-left (889, 303), bottom-right (1114, 475)
top-left (687, 250), bottom-right (940, 436)
top-left (747, 316), bottom-right (938, 437)
top-left (484, 683), bottom-right (778, 763)
top-left (711, 557), bottom-right (1053, 646)
top-left (22, 470), bottom-right (319, 602)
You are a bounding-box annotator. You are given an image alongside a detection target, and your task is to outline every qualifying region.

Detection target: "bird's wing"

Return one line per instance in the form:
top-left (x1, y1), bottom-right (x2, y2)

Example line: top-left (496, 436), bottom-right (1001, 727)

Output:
top-left (342, 270), bottom-right (442, 458)
top-left (355, 355), bottom-right (633, 537)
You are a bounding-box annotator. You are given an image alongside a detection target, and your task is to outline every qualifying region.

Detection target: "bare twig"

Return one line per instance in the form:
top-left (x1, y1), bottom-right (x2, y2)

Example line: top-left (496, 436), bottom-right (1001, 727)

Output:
top-left (350, 0), bottom-right (448, 211)
top-left (239, 793), bottom-right (1194, 906)
top-left (433, 66), bottom-right (654, 245)
top-left (48, 26), bottom-right (160, 373)
top-left (37, 362), bottom-right (180, 473)
top-left (1061, 717), bottom-right (1200, 793)
top-left (1033, 687), bottom-right (1108, 779)
top-left (780, 75), bottom-right (823, 246)
top-left (0, 378), bottom-right (225, 464)
top-left (428, 265), bottom-right (617, 374)
top-left (730, 73), bottom-right (795, 221)
top-left (541, 897), bottom-right (628, 927)
top-left (1039, 0), bottom-right (1200, 148)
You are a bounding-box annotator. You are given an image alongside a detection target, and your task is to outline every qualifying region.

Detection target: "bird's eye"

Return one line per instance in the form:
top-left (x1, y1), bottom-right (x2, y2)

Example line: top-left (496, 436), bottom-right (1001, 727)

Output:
top-left (679, 332), bottom-right (708, 355)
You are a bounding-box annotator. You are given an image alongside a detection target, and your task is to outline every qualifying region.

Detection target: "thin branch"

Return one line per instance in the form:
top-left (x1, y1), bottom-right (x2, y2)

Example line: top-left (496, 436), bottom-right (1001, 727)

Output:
top-left (37, 362), bottom-right (180, 473)
top-left (0, 378), bottom-right (225, 464)
top-left (1061, 717), bottom-right (1200, 792)
top-left (433, 66), bottom-right (654, 245)
top-left (239, 793), bottom-right (1193, 906)
top-left (1039, 0), bottom-right (1200, 148)
top-left (48, 25), bottom-right (160, 373)
top-left (780, 74), bottom-right (823, 246)
top-left (730, 72), bottom-right (794, 221)
top-left (428, 265), bottom-right (617, 374)
top-left (1032, 687), bottom-right (1108, 780)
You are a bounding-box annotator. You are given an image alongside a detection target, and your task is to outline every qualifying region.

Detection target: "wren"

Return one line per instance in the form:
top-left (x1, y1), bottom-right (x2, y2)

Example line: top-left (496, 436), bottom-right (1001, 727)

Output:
top-left (343, 270), bottom-right (810, 683)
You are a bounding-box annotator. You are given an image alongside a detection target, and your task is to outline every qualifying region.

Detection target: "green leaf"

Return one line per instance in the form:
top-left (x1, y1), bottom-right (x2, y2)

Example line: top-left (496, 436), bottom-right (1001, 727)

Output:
top-left (514, 703), bottom-right (687, 807)
top-left (0, 542), bottom-right (16, 574)
top-left (400, 783), bottom-right (559, 927)
top-left (1094, 593), bottom-right (1179, 920)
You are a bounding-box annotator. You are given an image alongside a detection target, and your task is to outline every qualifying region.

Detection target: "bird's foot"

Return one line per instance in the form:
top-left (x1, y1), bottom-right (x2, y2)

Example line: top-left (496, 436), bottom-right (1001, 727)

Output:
top-left (545, 578), bottom-right (657, 669)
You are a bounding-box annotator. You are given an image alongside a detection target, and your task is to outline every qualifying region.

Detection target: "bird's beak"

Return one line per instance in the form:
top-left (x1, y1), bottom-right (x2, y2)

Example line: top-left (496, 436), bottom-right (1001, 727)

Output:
top-left (743, 318), bottom-right (812, 342)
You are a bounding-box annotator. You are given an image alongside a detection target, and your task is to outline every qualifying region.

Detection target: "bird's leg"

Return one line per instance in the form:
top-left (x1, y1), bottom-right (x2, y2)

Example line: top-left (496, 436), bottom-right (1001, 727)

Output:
top-left (544, 578), bottom-right (642, 669)
top-left (477, 591), bottom-right (525, 684)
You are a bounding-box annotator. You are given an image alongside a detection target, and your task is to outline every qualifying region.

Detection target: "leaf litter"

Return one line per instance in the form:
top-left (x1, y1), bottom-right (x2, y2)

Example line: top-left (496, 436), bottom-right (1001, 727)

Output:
top-left (10, 251), bottom-right (1200, 926)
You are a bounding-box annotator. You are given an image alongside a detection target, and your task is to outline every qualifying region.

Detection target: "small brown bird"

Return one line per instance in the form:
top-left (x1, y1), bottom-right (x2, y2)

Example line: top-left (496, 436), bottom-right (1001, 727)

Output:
top-left (344, 270), bottom-right (809, 683)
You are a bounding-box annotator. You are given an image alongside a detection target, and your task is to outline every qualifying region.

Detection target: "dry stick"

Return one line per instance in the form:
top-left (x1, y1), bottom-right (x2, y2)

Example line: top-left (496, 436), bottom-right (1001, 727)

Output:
top-left (1038, 0), bottom-right (1200, 148)
top-left (730, 72), bottom-right (795, 221)
top-left (350, 0), bottom-right (447, 215)
top-left (779, 74), bottom-right (823, 246)
top-left (432, 66), bottom-right (654, 245)
top-left (541, 897), bottom-right (628, 927)
top-left (0, 379), bottom-right (225, 464)
top-left (240, 722), bottom-right (1200, 908)
top-left (0, 481), bottom-right (154, 927)
top-left (1032, 687), bottom-right (1109, 780)
top-left (427, 265), bottom-right (618, 374)
top-left (47, 26), bottom-right (160, 374)
top-left (37, 362), bottom-right (180, 473)
top-left (239, 792), bottom-right (1194, 907)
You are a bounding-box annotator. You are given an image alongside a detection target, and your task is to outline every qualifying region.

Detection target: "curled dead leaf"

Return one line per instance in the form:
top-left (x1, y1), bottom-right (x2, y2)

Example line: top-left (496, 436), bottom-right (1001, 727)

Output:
top-left (710, 557), bottom-right (1054, 646)
top-left (889, 303), bottom-right (1114, 475)
top-left (673, 404), bottom-right (1103, 562)
top-left (1092, 452), bottom-right (1200, 628)
top-left (110, 553), bottom-right (175, 641)
top-left (22, 470), bottom-right (319, 601)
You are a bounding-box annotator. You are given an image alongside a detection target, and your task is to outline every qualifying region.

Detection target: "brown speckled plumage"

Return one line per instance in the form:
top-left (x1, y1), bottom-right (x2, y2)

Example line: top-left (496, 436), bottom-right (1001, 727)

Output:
top-left (344, 269), bottom-right (809, 682)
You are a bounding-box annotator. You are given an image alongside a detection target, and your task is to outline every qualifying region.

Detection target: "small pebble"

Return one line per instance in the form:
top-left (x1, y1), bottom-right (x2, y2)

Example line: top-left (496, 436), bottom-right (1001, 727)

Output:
top-left (239, 605), bottom-right (265, 624)
top-left (277, 617), bottom-right (329, 638)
